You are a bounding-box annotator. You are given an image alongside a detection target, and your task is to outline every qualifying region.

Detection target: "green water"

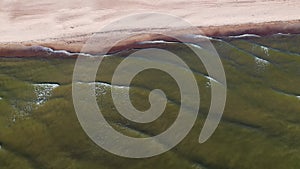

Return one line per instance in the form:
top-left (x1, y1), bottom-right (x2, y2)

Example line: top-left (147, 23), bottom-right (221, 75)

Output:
top-left (0, 34), bottom-right (300, 169)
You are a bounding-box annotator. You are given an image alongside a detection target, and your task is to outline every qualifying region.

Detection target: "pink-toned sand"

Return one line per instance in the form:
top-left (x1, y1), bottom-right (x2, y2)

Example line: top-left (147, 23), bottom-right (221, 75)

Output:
top-left (0, 0), bottom-right (300, 56)
top-left (1, 0), bottom-right (300, 42)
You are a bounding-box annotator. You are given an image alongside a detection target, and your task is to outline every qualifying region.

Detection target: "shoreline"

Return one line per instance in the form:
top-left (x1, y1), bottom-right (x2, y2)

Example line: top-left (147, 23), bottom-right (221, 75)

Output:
top-left (1, 20), bottom-right (300, 58)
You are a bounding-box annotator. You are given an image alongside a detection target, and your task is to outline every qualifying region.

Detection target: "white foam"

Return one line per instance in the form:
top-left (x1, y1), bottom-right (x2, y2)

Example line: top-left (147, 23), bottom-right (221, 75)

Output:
top-left (33, 83), bottom-right (59, 88)
top-left (140, 40), bottom-right (204, 50)
top-left (36, 46), bottom-right (95, 57)
top-left (260, 46), bottom-right (270, 56)
top-left (186, 34), bottom-right (214, 40)
top-left (228, 34), bottom-right (261, 38)
top-left (76, 81), bottom-right (129, 96)
top-left (138, 40), bottom-right (173, 44)
top-left (255, 57), bottom-right (269, 65)
top-left (33, 83), bottom-right (59, 105)
top-left (204, 75), bottom-right (220, 84)
top-left (205, 81), bottom-right (211, 88)
top-left (276, 33), bottom-right (291, 36)
top-left (89, 82), bottom-right (129, 89)
top-left (189, 43), bottom-right (203, 49)
top-left (275, 90), bottom-right (300, 100)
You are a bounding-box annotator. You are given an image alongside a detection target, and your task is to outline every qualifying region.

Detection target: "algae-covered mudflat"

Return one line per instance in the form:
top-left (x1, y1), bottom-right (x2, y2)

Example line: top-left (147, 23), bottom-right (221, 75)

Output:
top-left (0, 34), bottom-right (300, 169)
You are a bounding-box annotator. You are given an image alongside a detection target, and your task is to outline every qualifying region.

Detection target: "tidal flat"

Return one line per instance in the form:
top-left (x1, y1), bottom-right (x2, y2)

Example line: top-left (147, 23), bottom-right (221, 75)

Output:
top-left (0, 34), bottom-right (300, 169)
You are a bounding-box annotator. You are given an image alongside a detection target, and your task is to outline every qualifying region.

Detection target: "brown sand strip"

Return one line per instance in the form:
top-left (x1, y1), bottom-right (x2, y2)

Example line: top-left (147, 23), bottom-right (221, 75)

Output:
top-left (1, 20), bottom-right (300, 58)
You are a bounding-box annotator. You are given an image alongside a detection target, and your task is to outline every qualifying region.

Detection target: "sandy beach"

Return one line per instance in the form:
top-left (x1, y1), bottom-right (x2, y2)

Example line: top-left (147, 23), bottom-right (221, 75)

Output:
top-left (0, 0), bottom-right (300, 56)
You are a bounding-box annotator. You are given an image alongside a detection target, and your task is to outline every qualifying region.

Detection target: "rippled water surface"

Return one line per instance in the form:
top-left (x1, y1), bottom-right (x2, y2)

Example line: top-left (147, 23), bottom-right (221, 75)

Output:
top-left (0, 34), bottom-right (300, 169)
